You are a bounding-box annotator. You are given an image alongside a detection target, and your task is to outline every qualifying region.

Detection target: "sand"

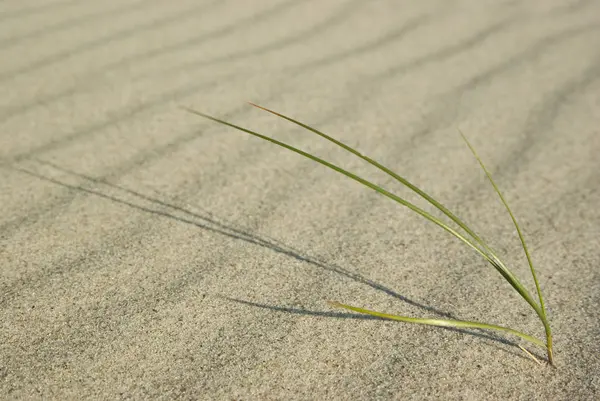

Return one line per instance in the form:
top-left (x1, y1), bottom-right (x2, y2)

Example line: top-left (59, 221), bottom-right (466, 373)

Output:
top-left (1, 0), bottom-right (599, 399)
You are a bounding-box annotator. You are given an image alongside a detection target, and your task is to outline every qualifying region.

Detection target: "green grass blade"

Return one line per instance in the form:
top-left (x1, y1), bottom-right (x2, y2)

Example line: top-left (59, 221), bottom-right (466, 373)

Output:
top-left (459, 130), bottom-right (552, 363)
top-left (236, 104), bottom-right (540, 315)
top-left (459, 132), bottom-right (546, 316)
top-left (246, 105), bottom-right (538, 305)
top-left (184, 106), bottom-right (542, 317)
top-left (248, 103), bottom-right (498, 260)
top-left (184, 107), bottom-right (492, 262)
top-left (184, 105), bottom-right (553, 364)
top-left (329, 301), bottom-right (546, 348)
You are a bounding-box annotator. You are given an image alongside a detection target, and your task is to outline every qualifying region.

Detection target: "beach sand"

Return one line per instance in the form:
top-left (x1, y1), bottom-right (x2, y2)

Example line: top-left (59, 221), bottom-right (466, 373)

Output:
top-left (1, 0), bottom-right (599, 399)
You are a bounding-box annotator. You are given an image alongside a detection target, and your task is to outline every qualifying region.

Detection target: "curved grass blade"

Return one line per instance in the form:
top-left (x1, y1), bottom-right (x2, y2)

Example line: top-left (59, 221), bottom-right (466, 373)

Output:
top-left (329, 301), bottom-right (545, 348)
top-left (248, 103), bottom-right (499, 259)
top-left (245, 103), bottom-right (541, 316)
top-left (184, 106), bottom-right (538, 314)
top-left (183, 105), bottom-right (553, 365)
top-left (183, 107), bottom-right (494, 267)
top-left (459, 130), bottom-right (553, 364)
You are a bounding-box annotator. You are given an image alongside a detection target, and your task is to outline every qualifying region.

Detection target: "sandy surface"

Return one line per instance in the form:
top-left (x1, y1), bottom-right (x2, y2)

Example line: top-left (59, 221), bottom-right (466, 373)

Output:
top-left (1, 0), bottom-right (600, 399)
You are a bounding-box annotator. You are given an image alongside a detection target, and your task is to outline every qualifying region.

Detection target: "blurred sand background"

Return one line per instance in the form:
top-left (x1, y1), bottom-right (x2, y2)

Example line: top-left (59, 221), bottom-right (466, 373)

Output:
top-left (1, 0), bottom-right (599, 399)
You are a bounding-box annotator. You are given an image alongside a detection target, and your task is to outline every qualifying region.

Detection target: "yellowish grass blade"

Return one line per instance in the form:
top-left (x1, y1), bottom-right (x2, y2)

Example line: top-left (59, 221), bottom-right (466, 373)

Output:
top-left (329, 301), bottom-right (545, 348)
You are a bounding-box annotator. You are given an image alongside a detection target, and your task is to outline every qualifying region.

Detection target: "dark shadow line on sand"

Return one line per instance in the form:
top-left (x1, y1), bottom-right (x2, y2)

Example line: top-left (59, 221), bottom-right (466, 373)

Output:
top-left (13, 162), bottom-right (451, 321)
top-left (9, 162), bottom-right (545, 362)
top-left (225, 297), bottom-right (536, 362)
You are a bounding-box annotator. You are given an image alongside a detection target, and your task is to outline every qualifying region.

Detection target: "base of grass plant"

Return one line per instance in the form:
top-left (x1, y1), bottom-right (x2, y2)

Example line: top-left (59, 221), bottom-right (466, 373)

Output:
top-left (184, 103), bottom-right (554, 366)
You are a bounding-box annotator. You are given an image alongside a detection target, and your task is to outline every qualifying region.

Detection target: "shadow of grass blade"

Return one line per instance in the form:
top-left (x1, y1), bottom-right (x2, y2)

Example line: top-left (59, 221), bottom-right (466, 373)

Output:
top-left (459, 130), bottom-right (553, 365)
top-left (328, 301), bottom-right (546, 348)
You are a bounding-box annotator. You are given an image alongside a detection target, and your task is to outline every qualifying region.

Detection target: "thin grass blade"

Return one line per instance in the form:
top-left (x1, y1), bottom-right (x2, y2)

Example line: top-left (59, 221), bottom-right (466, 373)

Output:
top-left (184, 106), bottom-right (542, 317)
top-left (184, 107), bottom-right (493, 262)
top-left (225, 105), bottom-right (540, 315)
top-left (459, 130), bottom-right (552, 364)
top-left (248, 103), bottom-right (498, 260)
top-left (459, 130), bottom-right (546, 317)
top-left (329, 301), bottom-right (545, 348)
top-left (184, 105), bottom-right (553, 365)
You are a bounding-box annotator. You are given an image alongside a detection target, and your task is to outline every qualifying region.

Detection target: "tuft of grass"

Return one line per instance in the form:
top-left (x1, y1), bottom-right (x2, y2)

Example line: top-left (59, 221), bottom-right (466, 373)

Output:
top-left (184, 103), bottom-right (554, 366)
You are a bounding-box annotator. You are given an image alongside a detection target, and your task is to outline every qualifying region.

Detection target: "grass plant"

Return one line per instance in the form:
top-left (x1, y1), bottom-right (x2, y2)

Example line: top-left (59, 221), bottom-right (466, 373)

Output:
top-left (184, 103), bottom-right (554, 366)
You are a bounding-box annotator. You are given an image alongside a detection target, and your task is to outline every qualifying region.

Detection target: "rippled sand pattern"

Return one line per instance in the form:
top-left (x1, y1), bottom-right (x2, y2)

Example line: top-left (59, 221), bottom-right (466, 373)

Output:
top-left (1, 0), bottom-right (599, 399)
